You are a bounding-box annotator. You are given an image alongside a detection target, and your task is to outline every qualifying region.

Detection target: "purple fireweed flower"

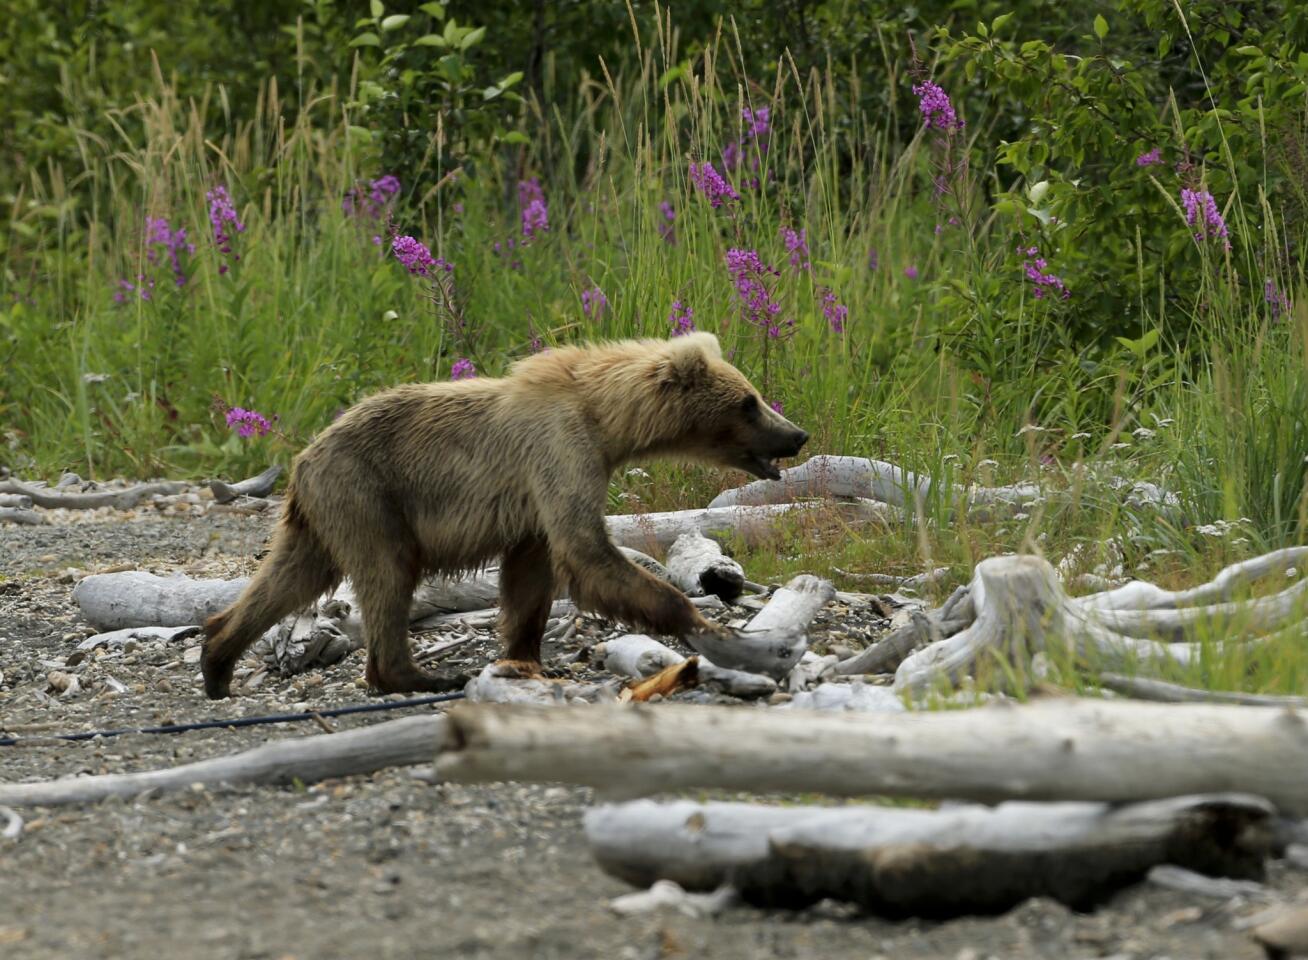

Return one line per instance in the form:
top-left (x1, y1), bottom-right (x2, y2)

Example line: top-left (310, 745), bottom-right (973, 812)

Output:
top-left (1135, 148), bottom-right (1163, 167)
top-left (225, 406), bottom-right (273, 439)
top-left (113, 275), bottom-right (155, 304)
top-left (145, 217), bottom-right (194, 288)
top-left (1020, 245), bottom-right (1070, 300)
top-left (206, 185), bottom-right (245, 274)
top-left (668, 300), bottom-right (695, 336)
top-left (912, 81), bottom-right (963, 132)
top-left (867, 248), bottom-right (879, 271)
top-left (392, 235), bottom-right (436, 275)
top-left (726, 248), bottom-right (789, 339)
top-left (344, 175), bottom-right (402, 219)
top-left (1181, 188), bottom-right (1230, 248)
top-left (781, 227), bottom-right (810, 271)
top-left (518, 178), bottom-right (549, 240)
top-left (450, 358), bottom-right (476, 380)
top-left (659, 200), bottom-right (677, 243)
top-left (904, 265), bottom-right (919, 280)
top-left (820, 287), bottom-right (848, 333)
top-left (768, 399), bottom-right (783, 415)
top-left (581, 286), bottom-right (608, 319)
top-left (744, 106), bottom-right (770, 140)
top-left (689, 162), bottom-right (739, 208)
top-left (1265, 280), bottom-right (1292, 321)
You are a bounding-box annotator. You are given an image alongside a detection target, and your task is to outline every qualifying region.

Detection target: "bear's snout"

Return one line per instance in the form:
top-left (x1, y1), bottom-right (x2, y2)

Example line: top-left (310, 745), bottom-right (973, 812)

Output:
top-left (786, 428), bottom-right (809, 456)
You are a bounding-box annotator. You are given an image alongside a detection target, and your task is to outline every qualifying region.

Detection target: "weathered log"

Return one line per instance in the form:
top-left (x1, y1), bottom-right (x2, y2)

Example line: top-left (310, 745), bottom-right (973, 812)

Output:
top-left (1100, 673), bottom-right (1308, 708)
top-left (597, 635), bottom-right (777, 699)
top-left (209, 465), bottom-right (283, 503)
top-left (0, 477), bottom-right (187, 510)
top-left (77, 625), bottom-right (202, 651)
top-left (744, 574), bottom-right (835, 634)
top-left (73, 571), bottom-right (249, 630)
top-left (0, 507), bottom-right (43, 525)
top-left (255, 606), bottom-right (355, 675)
top-left (463, 662), bottom-right (619, 705)
top-left (604, 500), bottom-right (894, 553)
top-left (1145, 864), bottom-right (1273, 900)
top-left (0, 493), bottom-right (32, 509)
top-left (585, 795), bottom-right (1273, 914)
top-left (707, 454), bottom-right (1042, 516)
top-left (1081, 547), bottom-right (1308, 613)
top-left (836, 609), bottom-right (971, 676)
top-left (437, 699), bottom-right (1308, 814)
top-left (0, 715), bottom-right (450, 807)
top-left (664, 533), bottom-right (745, 601)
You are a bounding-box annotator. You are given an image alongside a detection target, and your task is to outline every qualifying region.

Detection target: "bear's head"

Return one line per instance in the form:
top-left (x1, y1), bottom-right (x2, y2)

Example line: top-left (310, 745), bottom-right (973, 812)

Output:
top-left (647, 332), bottom-right (809, 480)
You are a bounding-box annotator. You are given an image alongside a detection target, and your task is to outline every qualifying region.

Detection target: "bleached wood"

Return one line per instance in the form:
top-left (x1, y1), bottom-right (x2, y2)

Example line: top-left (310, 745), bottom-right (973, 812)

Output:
top-left (0, 477), bottom-right (186, 510)
top-left (0, 493), bottom-right (32, 508)
top-left (681, 626), bottom-right (806, 681)
top-left (604, 500), bottom-right (895, 553)
top-left (744, 574), bottom-right (836, 634)
top-left (0, 507), bottom-right (44, 525)
top-left (73, 571), bottom-right (249, 630)
top-left (0, 715), bottom-right (450, 808)
top-left (587, 795), bottom-right (1273, 916)
top-left (597, 634), bottom-right (686, 679)
top-left (696, 661), bottom-right (778, 699)
top-left (1081, 547), bottom-right (1308, 612)
top-left (463, 662), bottom-right (620, 704)
top-left (1099, 673), bottom-right (1308, 708)
top-left (665, 533), bottom-right (745, 601)
top-left (782, 681), bottom-right (906, 712)
top-left (77, 625), bottom-right (202, 651)
top-left (438, 699), bottom-right (1308, 815)
top-left (209, 464), bottom-right (282, 503)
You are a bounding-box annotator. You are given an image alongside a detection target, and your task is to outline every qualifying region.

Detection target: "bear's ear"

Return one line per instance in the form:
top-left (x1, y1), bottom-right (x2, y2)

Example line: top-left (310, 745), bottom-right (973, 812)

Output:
top-left (658, 334), bottom-right (715, 388)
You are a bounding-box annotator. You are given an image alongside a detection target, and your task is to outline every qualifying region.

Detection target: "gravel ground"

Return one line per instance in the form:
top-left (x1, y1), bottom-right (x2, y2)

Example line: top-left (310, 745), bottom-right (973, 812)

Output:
top-left (0, 494), bottom-right (1301, 959)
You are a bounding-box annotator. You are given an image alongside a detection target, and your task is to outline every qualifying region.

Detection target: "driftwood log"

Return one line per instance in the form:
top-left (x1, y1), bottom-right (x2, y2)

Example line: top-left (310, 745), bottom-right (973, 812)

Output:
top-left (1100, 673), bottom-right (1308, 708)
top-left (594, 634), bottom-right (777, 699)
top-left (73, 572), bottom-right (249, 630)
top-left (0, 507), bottom-right (44, 525)
top-left (209, 465), bottom-right (282, 503)
top-left (436, 699), bottom-right (1308, 814)
top-left (463, 662), bottom-right (620, 704)
top-left (664, 533), bottom-right (745, 601)
top-left (0, 715), bottom-right (450, 808)
top-left (586, 794), bottom-right (1273, 916)
top-left (0, 477), bottom-right (186, 510)
top-left (604, 500), bottom-right (894, 553)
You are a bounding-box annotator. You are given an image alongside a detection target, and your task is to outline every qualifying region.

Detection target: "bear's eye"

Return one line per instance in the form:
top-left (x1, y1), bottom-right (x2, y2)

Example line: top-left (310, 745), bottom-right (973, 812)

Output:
top-left (740, 394), bottom-right (760, 416)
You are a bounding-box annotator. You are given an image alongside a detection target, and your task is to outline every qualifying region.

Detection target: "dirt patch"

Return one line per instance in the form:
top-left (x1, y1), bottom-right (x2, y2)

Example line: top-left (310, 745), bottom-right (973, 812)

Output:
top-left (0, 509), bottom-right (1295, 959)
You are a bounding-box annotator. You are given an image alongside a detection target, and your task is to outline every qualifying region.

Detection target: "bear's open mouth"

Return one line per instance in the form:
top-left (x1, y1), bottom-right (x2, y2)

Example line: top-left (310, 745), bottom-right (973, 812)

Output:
top-left (742, 454), bottom-right (784, 481)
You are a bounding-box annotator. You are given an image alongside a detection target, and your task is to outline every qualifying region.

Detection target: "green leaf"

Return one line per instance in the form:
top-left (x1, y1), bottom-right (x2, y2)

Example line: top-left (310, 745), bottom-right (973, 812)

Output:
top-left (659, 64), bottom-right (688, 87)
top-left (350, 32), bottom-right (381, 47)
top-left (1115, 329), bottom-right (1160, 356)
top-left (419, 1), bottom-right (445, 17)
top-left (498, 130), bottom-right (530, 145)
top-left (347, 125), bottom-right (374, 143)
top-left (977, 20), bottom-right (988, 38)
top-left (413, 33), bottom-right (447, 47)
top-left (990, 12), bottom-right (1014, 33)
top-left (460, 26), bottom-right (485, 50)
top-left (369, 0), bottom-right (384, 18)
top-left (498, 71), bottom-right (524, 89)
top-left (381, 14), bottom-right (410, 31)
top-left (482, 85), bottom-right (502, 100)
top-left (1093, 14), bottom-right (1108, 39)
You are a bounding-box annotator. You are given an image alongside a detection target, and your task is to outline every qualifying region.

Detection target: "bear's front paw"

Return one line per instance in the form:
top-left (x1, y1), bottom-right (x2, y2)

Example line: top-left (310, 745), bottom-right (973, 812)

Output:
top-left (491, 659), bottom-right (547, 680)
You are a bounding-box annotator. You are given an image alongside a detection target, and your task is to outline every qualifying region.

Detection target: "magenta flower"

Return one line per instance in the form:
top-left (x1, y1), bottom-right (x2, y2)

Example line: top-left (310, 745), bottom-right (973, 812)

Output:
top-left (1020, 245), bottom-right (1070, 300)
top-left (581, 286), bottom-right (608, 319)
top-left (112, 275), bottom-right (155, 304)
top-left (1265, 280), bottom-right (1292, 321)
top-left (743, 106), bottom-right (770, 140)
top-left (726, 248), bottom-right (789, 339)
top-left (1135, 148), bottom-right (1163, 167)
top-left (903, 265), bottom-right (919, 280)
top-left (659, 200), bottom-right (676, 243)
top-left (519, 178), bottom-right (549, 240)
top-left (225, 407), bottom-right (273, 438)
top-left (820, 288), bottom-right (848, 333)
top-left (450, 358), bottom-right (476, 380)
top-left (768, 399), bottom-right (784, 415)
top-left (781, 227), bottom-right (810, 271)
top-left (1181, 188), bottom-right (1230, 248)
top-left (391, 235), bottom-right (453, 278)
top-left (343, 174), bottom-right (401, 219)
top-left (145, 217), bottom-right (195, 287)
top-left (689, 161), bottom-right (739, 208)
top-left (867, 248), bottom-right (879, 271)
top-left (206, 185), bottom-right (245, 275)
top-left (911, 81), bottom-right (963, 132)
top-left (668, 300), bottom-right (695, 336)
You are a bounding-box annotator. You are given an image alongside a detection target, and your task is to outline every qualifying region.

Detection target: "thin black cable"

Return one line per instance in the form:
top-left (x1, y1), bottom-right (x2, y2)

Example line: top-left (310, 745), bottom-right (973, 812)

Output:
top-left (0, 690), bottom-right (466, 746)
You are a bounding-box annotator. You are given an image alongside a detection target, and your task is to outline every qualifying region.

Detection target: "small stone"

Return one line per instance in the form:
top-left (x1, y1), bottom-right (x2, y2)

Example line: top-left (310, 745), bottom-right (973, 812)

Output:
top-left (183, 646), bottom-right (203, 665)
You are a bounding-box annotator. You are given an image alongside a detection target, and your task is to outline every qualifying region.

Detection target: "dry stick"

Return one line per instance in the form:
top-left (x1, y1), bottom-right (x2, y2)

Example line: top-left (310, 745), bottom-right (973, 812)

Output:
top-left (209, 464), bottom-right (283, 504)
top-left (436, 699), bottom-right (1308, 815)
top-left (0, 477), bottom-right (186, 510)
top-left (585, 795), bottom-right (1274, 916)
top-left (1099, 673), bottom-right (1308, 708)
top-left (1080, 545), bottom-right (1308, 612)
top-left (0, 715), bottom-right (450, 808)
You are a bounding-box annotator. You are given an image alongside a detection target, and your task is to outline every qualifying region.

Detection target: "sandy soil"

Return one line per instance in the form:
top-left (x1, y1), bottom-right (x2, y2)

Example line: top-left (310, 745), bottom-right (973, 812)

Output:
top-left (0, 502), bottom-right (1297, 959)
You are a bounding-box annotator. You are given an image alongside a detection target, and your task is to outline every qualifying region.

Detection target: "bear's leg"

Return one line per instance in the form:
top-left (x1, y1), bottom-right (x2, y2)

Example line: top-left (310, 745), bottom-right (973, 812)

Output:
top-left (556, 528), bottom-right (723, 640)
top-left (497, 535), bottom-right (555, 673)
top-left (202, 521), bottom-right (340, 699)
top-left (356, 543), bottom-right (460, 695)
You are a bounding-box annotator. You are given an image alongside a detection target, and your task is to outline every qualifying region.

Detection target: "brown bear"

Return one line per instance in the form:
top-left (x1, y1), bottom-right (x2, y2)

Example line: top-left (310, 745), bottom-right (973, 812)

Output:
top-left (201, 333), bottom-right (808, 699)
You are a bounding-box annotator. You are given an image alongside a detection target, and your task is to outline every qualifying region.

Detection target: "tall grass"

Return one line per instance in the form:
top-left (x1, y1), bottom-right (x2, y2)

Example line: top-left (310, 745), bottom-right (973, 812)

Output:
top-left (4, 21), bottom-right (1308, 693)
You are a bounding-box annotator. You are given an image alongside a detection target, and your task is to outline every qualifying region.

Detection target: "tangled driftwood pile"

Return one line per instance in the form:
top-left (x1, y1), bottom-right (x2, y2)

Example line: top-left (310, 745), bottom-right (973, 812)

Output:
top-left (5, 458), bottom-right (1308, 945)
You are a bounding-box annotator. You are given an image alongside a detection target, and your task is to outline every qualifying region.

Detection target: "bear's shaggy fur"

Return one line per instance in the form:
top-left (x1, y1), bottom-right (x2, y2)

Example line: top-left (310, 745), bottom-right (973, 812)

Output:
top-left (201, 333), bottom-right (808, 698)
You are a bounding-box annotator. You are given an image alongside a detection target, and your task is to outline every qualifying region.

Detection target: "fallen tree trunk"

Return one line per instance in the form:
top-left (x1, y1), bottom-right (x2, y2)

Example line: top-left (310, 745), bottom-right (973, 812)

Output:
top-left (1099, 673), bottom-right (1308, 708)
top-left (1080, 546), bottom-right (1308, 612)
top-left (0, 507), bottom-right (44, 525)
top-left (0, 715), bottom-right (450, 807)
top-left (73, 572), bottom-right (249, 630)
top-left (0, 478), bottom-right (187, 510)
top-left (437, 699), bottom-right (1308, 814)
top-left (595, 635), bottom-right (777, 699)
top-left (586, 795), bottom-right (1274, 917)
top-left (665, 533), bottom-right (745, 602)
top-left (605, 500), bottom-right (894, 553)
top-left (208, 465), bottom-right (282, 503)
top-left (0, 493), bottom-right (32, 509)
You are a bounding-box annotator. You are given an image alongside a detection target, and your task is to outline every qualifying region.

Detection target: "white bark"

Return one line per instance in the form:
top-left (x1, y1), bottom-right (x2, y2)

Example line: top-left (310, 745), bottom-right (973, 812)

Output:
top-left (208, 465), bottom-right (282, 503)
top-left (0, 477), bottom-right (187, 510)
top-left (77, 625), bottom-right (202, 651)
top-left (781, 681), bottom-right (906, 713)
top-left (585, 795), bottom-right (1273, 907)
top-left (596, 635), bottom-right (686, 678)
top-left (1080, 547), bottom-right (1308, 612)
top-left (1099, 673), bottom-right (1308, 708)
top-left (0, 507), bottom-right (43, 525)
top-left (73, 572), bottom-right (249, 630)
top-left (744, 574), bottom-right (836, 633)
top-left (437, 699), bottom-right (1308, 815)
top-left (696, 661), bottom-right (778, 699)
top-left (0, 715), bottom-right (450, 807)
top-left (605, 500), bottom-right (895, 553)
top-left (0, 493), bottom-right (32, 508)
top-left (665, 533), bottom-right (745, 601)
